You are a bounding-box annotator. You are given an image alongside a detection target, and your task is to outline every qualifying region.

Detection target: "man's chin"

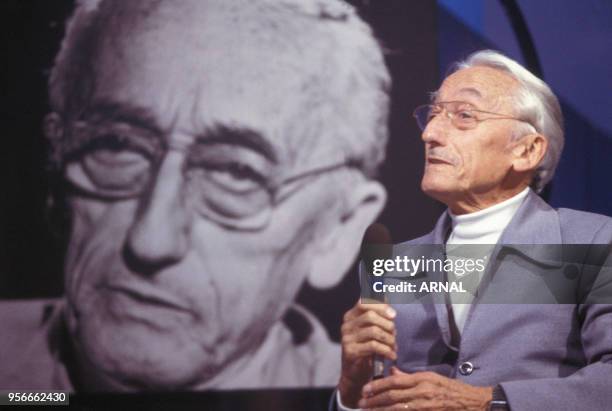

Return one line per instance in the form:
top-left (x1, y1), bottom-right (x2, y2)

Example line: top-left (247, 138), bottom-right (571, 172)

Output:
top-left (421, 179), bottom-right (456, 204)
top-left (73, 318), bottom-right (222, 391)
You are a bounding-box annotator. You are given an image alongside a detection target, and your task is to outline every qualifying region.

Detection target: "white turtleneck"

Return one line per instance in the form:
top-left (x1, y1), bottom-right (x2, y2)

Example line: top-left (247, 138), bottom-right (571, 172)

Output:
top-left (446, 187), bottom-right (530, 333)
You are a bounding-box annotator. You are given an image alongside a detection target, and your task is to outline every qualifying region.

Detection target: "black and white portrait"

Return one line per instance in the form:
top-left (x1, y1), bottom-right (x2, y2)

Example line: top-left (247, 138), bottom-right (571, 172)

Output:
top-left (1, 0), bottom-right (440, 395)
top-left (1, 0), bottom-right (441, 406)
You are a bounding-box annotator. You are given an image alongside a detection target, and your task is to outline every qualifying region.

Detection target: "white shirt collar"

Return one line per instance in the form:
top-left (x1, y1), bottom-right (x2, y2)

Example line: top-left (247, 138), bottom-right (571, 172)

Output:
top-left (448, 187), bottom-right (530, 245)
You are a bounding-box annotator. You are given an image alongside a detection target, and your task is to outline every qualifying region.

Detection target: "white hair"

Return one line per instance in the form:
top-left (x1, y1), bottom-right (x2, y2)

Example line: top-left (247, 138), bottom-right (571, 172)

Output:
top-left (455, 50), bottom-right (564, 193)
top-left (48, 0), bottom-right (390, 177)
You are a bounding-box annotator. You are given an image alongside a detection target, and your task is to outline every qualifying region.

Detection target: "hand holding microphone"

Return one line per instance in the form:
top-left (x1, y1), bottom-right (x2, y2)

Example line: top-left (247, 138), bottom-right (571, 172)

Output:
top-left (338, 300), bottom-right (397, 408)
top-left (361, 222), bottom-right (394, 380)
top-left (337, 223), bottom-right (397, 408)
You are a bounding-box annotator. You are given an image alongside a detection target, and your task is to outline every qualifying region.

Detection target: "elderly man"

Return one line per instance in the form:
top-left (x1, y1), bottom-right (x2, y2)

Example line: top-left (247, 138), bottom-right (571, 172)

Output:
top-left (337, 50), bottom-right (612, 410)
top-left (0, 0), bottom-right (391, 391)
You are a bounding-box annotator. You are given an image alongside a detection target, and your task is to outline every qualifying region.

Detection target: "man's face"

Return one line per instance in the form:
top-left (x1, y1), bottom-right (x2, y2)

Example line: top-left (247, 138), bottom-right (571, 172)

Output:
top-left (420, 66), bottom-right (522, 209)
top-left (61, 3), bottom-right (347, 390)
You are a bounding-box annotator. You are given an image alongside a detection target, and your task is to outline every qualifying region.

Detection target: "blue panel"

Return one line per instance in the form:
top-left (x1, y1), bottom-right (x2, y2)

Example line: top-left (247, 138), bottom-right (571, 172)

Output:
top-left (438, 0), bottom-right (484, 36)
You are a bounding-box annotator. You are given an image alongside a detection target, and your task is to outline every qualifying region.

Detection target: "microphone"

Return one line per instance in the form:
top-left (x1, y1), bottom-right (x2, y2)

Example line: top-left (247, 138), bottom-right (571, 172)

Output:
top-left (361, 223), bottom-right (393, 380)
top-left (373, 354), bottom-right (385, 380)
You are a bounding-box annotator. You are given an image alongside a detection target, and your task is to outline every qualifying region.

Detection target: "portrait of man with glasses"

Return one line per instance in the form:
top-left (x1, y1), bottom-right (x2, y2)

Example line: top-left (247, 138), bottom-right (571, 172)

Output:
top-left (0, 0), bottom-right (391, 391)
top-left (336, 50), bottom-right (612, 411)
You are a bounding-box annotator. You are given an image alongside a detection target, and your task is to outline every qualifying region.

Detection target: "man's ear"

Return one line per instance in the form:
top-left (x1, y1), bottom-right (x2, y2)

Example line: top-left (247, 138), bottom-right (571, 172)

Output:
top-left (307, 180), bottom-right (386, 289)
top-left (511, 133), bottom-right (548, 173)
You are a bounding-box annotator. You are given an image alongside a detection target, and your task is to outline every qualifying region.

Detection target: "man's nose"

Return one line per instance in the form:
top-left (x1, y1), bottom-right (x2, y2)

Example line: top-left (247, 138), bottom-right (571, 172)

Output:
top-left (124, 151), bottom-right (191, 272)
top-left (421, 115), bottom-right (448, 145)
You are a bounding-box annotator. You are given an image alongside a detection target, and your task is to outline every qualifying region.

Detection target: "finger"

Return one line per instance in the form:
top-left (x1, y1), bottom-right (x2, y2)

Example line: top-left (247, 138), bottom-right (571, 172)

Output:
top-left (391, 366), bottom-right (406, 376)
top-left (345, 300), bottom-right (396, 322)
top-left (362, 372), bottom-right (421, 397)
top-left (359, 388), bottom-right (412, 409)
top-left (351, 309), bottom-right (396, 333)
top-left (358, 300), bottom-right (397, 320)
top-left (344, 325), bottom-right (396, 348)
top-left (389, 369), bottom-right (446, 389)
top-left (341, 312), bottom-right (396, 342)
top-left (367, 369), bottom-right (444, 395)
top-left (403, 399), bottom-right (437, 410)
top-left (366, 405), bottom-right (414, 410)
top-left (362, 384), bottom-right (443, 410)
top-left (369, 399), bottom-right (438, 411)
top-left (344, 340), bottom-right (397, 361)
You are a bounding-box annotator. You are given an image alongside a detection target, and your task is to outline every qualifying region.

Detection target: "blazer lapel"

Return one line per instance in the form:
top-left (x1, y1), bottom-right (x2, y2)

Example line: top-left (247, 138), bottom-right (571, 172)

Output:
top-left (426, 211), bottom-right (457, 350)
top-left (461, 190), bottom-right (563, 334)
top-left (497, 190), bottom-right (562, 245)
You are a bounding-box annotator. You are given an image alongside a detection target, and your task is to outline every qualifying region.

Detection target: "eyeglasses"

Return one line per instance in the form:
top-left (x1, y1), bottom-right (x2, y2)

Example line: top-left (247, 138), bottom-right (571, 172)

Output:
top-left (46, 116), bottom-right (360, 231)
top-left (412, 101), bottom-right (532, 131)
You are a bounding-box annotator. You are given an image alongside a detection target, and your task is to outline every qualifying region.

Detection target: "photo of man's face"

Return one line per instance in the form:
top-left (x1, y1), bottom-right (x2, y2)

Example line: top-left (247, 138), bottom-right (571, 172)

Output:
top-left (2, 0), bottom-right (445, 395)
top-left (47, 0), bottom-right (390, 390)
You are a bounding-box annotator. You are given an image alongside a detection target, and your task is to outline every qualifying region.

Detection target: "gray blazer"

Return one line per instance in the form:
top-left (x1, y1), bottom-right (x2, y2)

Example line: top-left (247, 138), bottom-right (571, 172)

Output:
top-left (330, 192), bottom-right (612, 411)
top-left (333, 191), bottom-right (612, 411)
